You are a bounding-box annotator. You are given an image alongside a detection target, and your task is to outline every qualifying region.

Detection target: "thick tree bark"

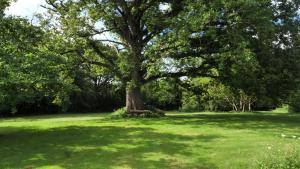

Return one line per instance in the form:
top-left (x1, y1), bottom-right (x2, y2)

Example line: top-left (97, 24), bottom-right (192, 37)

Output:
top-left (125, 53), bottom-right (146, 112)
top-left (126, 86), bottom-right (145, 111)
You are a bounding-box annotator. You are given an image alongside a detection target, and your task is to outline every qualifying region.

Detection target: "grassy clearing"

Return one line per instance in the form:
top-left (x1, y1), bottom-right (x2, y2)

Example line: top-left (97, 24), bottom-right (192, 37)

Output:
top-left (0, 111), bottom-right (299, 169)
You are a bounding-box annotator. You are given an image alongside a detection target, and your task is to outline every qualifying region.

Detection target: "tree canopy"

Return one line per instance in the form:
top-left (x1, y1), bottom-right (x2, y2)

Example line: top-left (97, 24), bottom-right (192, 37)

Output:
top-left (0, 0), bottom-right (299, 115)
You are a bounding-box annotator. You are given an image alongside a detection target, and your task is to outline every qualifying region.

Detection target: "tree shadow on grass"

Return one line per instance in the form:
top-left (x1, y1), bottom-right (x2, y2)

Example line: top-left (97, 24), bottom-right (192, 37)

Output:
top-left (162, 113), bottom-right (300, 133)
top-left (122, 112), bottom-right (300, 137)
top-left (0, 126), bottom-right (219, 169)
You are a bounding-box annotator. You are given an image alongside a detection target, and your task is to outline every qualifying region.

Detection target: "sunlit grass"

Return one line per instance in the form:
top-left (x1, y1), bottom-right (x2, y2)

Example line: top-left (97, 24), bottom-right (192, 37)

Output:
top-left (0, 111), bottom-right (299, 169)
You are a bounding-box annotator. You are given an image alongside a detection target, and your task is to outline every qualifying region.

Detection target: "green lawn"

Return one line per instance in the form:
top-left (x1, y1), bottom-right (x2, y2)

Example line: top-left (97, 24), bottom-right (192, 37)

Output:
top-left (0, 111), bottom-right (299, 169)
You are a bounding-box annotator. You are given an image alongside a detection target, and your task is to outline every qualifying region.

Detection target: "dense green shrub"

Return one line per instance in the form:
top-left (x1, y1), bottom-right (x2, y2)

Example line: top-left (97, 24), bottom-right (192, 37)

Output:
top-left (181, 78), bottom-right (232, 112)
top-left (181, 91), bottom-right (203, 112)
top-left (142, 79), bottom-right (181, 110)
top-left (258, 148), bottom-right (300, 169)
top-left (110, 107), bottom-right (127, 118)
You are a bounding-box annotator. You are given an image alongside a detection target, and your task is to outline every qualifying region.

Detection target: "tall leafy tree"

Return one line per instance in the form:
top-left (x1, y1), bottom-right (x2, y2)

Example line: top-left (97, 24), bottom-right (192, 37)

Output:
top-left (267, 0), bottom-right (300, 101)
top-left (44, 0), bottom-right (186, 112)
top-left (242, 0), bottom-right (300, 107)
top-left (141, 0), bottom-right (276, 110)
top-left (0, 2), bottom-right (74, 114)
top-left (43, 0), bottom-right (295, 113)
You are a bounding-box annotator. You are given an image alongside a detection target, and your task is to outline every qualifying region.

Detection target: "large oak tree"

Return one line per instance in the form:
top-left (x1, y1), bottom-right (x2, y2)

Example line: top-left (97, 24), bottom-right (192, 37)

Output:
top-left (43, 0), bottom-right (293, 113)
top-left (44, 0), bottom-right (188, 112)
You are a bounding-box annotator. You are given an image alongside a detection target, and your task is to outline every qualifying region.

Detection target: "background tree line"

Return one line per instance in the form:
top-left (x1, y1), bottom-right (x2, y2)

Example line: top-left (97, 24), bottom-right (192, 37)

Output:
top-left (0, 0), bottom-right (299, 116)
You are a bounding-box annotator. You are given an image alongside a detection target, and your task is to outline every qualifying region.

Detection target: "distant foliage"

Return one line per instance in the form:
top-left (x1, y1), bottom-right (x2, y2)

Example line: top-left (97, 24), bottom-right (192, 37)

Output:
top-left (142, 79), bottom-right (181, 110)
top-left (1, 0), bottom-right (300, 115)
top-left (181, 78), bottom-right (256, 112)
top-left (288, 90), bottom-right (300, 113)
top-left (181, 91), bottom-right (203, 112)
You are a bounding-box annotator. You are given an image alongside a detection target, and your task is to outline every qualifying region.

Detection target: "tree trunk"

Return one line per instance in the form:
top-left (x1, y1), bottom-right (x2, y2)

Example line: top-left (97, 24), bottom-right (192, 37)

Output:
top-left (124, 41), bottom-right (153, 113)
top-left (248, 101), bottom-right (251, 111)
top-left (233, 104), bottom-right (238, 111)
top-left (125, 55), bottom-right (146, 112)
top-left (239, 99), bottom-right (243, 112)
top-left (126, 86), bottom-right (145, 111)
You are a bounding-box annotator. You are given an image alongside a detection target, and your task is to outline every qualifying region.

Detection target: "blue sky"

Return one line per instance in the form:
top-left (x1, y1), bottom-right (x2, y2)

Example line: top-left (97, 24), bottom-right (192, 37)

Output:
top-left (6, 0), bottom-right (170, 18)
top-left (5, 0), bottom-right (46, 18)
